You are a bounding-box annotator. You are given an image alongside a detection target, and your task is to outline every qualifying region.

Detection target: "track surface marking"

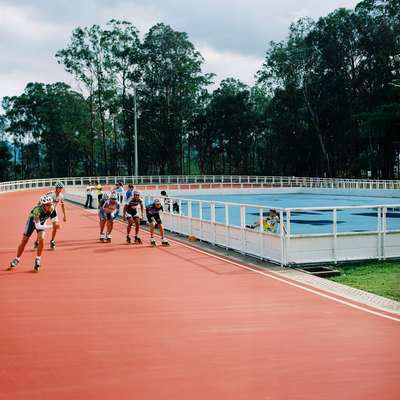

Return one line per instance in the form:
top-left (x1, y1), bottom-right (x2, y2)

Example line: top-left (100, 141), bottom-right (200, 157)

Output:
top-left (0, 190), bottom-right (399, 400)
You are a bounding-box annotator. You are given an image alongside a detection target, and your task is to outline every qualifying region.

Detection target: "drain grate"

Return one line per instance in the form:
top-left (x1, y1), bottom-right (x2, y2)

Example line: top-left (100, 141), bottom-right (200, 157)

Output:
top-left (295, 265), bottom-right (341, 278)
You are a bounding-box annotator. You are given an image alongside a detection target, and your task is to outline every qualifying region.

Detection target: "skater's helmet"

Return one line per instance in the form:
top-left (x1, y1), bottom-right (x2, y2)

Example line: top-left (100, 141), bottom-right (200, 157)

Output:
top-left (154, 198), bottom-right (161, 208)
top-left (40, 193), bottom-right (53, 205)
top-left (55, 181), bottom-right (64, 189)
top-left (110, 191), bottom-right (118, 200)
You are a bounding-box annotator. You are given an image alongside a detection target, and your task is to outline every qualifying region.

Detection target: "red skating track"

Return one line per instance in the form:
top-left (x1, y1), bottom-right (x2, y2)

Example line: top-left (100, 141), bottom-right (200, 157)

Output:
top-left (0, 190), bottom-right (399, 400)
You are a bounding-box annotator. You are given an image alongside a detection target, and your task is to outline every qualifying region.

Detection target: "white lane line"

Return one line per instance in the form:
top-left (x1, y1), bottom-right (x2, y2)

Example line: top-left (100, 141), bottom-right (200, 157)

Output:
top-left (165, 239), bottom-right (400, 323)
top-left (75, 201), bottom-right (400, 323)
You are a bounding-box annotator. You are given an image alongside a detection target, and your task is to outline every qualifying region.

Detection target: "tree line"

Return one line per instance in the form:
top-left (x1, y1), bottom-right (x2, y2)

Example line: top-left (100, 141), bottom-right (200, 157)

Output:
top-left (1, 0), bottom-right (399, 181)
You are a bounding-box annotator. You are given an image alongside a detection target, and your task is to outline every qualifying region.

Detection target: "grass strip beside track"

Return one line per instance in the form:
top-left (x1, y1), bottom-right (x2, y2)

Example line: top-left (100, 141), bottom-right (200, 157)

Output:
top-left (330, 262), bottom-right (400, 301)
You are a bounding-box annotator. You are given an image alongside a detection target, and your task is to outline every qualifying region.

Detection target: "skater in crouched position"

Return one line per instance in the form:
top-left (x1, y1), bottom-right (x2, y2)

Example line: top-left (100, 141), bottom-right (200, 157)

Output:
top-left (35, 181), bottom-right (67, 250)
top-left (123, 190), bottom-right (144, 244)
top-left (146, 198), bottom-right (169, 246)
top-left (99, 192), bottom-right (120, 242)
top-left (9, 194), bottom-right (55, 272)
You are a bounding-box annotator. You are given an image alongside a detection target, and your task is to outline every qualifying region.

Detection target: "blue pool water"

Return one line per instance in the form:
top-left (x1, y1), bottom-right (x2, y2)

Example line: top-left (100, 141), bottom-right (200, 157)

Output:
top-left (176, 193), bottom-right (400, 234)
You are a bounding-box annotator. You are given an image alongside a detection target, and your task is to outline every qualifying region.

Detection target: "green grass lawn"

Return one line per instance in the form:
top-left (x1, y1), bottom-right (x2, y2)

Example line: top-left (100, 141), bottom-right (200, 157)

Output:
top-left (330, 262), bottom-right (400, 301)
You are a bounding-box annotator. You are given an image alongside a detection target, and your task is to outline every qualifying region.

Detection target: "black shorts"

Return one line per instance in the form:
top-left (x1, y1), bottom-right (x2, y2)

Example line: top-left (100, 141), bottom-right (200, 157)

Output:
top-left (126, 208), bottom-right (139, 219)
top-left (23, 217), bottom-right (44, 237)
top-left (146, 213), bottom-right (162, 225)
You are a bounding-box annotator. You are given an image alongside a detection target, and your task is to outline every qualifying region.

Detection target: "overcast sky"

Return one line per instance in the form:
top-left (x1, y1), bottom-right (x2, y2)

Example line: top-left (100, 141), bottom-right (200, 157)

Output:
top-left (0, 0), bottom-right (360, 98)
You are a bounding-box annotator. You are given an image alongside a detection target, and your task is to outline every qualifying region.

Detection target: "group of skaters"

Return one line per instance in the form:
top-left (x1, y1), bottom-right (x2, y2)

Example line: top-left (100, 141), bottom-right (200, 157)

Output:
top-left (8, 180), bottom-right (280, 273)
top-left (96, 182), bottom-right (170, 247)
top-left (8, 181), bottom-right (170, 273)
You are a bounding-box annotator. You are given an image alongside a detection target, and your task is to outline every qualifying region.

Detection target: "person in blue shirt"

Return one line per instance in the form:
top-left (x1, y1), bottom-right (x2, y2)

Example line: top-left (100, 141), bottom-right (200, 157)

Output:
top-left (146, 199), bottom-right (169, 246)
top-left (125, 184), bottom-right (134, 202)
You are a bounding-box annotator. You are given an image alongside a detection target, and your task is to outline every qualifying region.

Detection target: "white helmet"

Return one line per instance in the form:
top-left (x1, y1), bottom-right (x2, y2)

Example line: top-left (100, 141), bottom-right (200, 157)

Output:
top-left (110, 191), bottom-right (118, 200)
top-left (55, 181), bottom-right (64, 189)
top-left (40, 194), bottom-right (53, 205)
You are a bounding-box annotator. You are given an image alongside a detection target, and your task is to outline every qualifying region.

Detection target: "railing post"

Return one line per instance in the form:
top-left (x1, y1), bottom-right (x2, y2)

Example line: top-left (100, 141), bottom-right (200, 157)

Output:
top-left (210, 202), bottom-right (216, 223)
top-left (188, 200), bottom-right (192, 218)
top-left (240, 206), bottom-right (246, 254)
top-left (333, 208), bottom-right (337, 264)
top-left (280, 209), bottom-right (286, 266)
top-left (211, 202), bottom-right (216, 245)
top-left (382, 207), bottom-right (387, 260)
top-left (377, 207), bottom-right (382, 260)
top-left (188, 200), bottom-right (192, 236)
top-left (259, 208), bottom-right (264, 258)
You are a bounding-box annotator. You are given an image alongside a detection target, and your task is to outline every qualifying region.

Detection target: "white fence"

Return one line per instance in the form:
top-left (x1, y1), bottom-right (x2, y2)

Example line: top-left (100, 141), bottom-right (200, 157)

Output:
top-left (1, 174), bottom-right (400, 193)
top-left (1, 176), bottom-right (399, 266)
top-left (65, 186), bottom-right (400, 266)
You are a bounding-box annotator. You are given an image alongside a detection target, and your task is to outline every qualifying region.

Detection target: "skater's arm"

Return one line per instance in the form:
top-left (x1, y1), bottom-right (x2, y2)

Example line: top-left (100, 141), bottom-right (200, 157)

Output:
top-left (61, 202), bottom-right (67, 222)
top-left (140, 201), bottom-right (144, 217)
top-left (33, 214), bottom-right (52, 231)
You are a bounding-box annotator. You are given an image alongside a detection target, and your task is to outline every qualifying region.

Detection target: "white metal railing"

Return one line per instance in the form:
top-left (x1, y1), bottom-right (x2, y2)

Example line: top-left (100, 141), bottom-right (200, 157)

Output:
top-left (2, 176), bottom-right (399, 266)
top-left (139, 195), bottom-right (400, 265)
top-left (1, 175), bottom-right (400, 193)
top-left (65, 187), bottom-right (400, 266)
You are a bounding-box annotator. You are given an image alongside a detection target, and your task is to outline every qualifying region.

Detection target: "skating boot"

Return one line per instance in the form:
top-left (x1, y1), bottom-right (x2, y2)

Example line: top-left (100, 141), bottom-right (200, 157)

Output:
top-left (50, 240), bottom-right (56, 250)
top-left (33, 258), bottom-right (41, 273)
top-left (8, 258), bottom-right (19, 271)
top-left (106, 234), bottom-right (112, 243)
top-left (99, 233), bottom-right (106, 242)
top-left (150, 238), bottom-right (156, 247)
top-left (134, 236), bottom-right (142, 244)
top-left (126, 235), bottom-right (131, 244)
top-left (161, 238), bottom-right (170, 246)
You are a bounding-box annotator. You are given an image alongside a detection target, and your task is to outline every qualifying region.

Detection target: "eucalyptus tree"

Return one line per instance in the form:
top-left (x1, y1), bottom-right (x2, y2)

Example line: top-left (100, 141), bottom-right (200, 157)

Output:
top-left (102, 19), bottom-right (142, 175)
top-left (141, 23), bottom-right (212, 174)
top-left (2, 83), bottom-right (90, 178)
top-left (56, 25), bottom-right (113, 174)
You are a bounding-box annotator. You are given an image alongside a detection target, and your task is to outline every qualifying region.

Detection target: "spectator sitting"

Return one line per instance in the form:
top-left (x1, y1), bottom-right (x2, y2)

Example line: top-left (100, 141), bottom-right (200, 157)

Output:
top-left (246, 209), bottom-right (280, 233)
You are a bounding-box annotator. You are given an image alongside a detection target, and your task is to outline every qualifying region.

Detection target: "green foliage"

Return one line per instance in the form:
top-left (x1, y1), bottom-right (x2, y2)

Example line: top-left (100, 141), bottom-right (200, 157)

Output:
top-left (331, 262), bottom-right (400, 301)
top-left (0, 1), bottom-right (399, 180)
top-left (2, 82), bottom-right (90, 178)
top-left (257, 0), bottom-right (400, 178)
top-left (0, 141), bottom-right (12, 180)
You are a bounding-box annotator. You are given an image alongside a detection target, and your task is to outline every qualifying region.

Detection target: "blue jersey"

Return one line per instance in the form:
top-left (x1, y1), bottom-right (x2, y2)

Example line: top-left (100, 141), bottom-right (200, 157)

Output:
top-left (146, 203), bottom-right (164, 215)
top-left (125, 190), bottom-right (133, 201)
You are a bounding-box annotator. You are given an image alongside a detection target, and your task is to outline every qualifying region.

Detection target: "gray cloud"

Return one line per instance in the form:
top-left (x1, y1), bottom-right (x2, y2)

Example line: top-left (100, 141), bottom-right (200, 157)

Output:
top-left (0, 0), bottom-right (360, 98)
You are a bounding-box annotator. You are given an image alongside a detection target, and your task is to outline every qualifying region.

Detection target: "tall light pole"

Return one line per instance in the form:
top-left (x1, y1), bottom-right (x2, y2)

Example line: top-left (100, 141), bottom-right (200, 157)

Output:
top-left (123, 86), bottom-right (139, 178)
top-left (133, 84), bottom-right (138, 177)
